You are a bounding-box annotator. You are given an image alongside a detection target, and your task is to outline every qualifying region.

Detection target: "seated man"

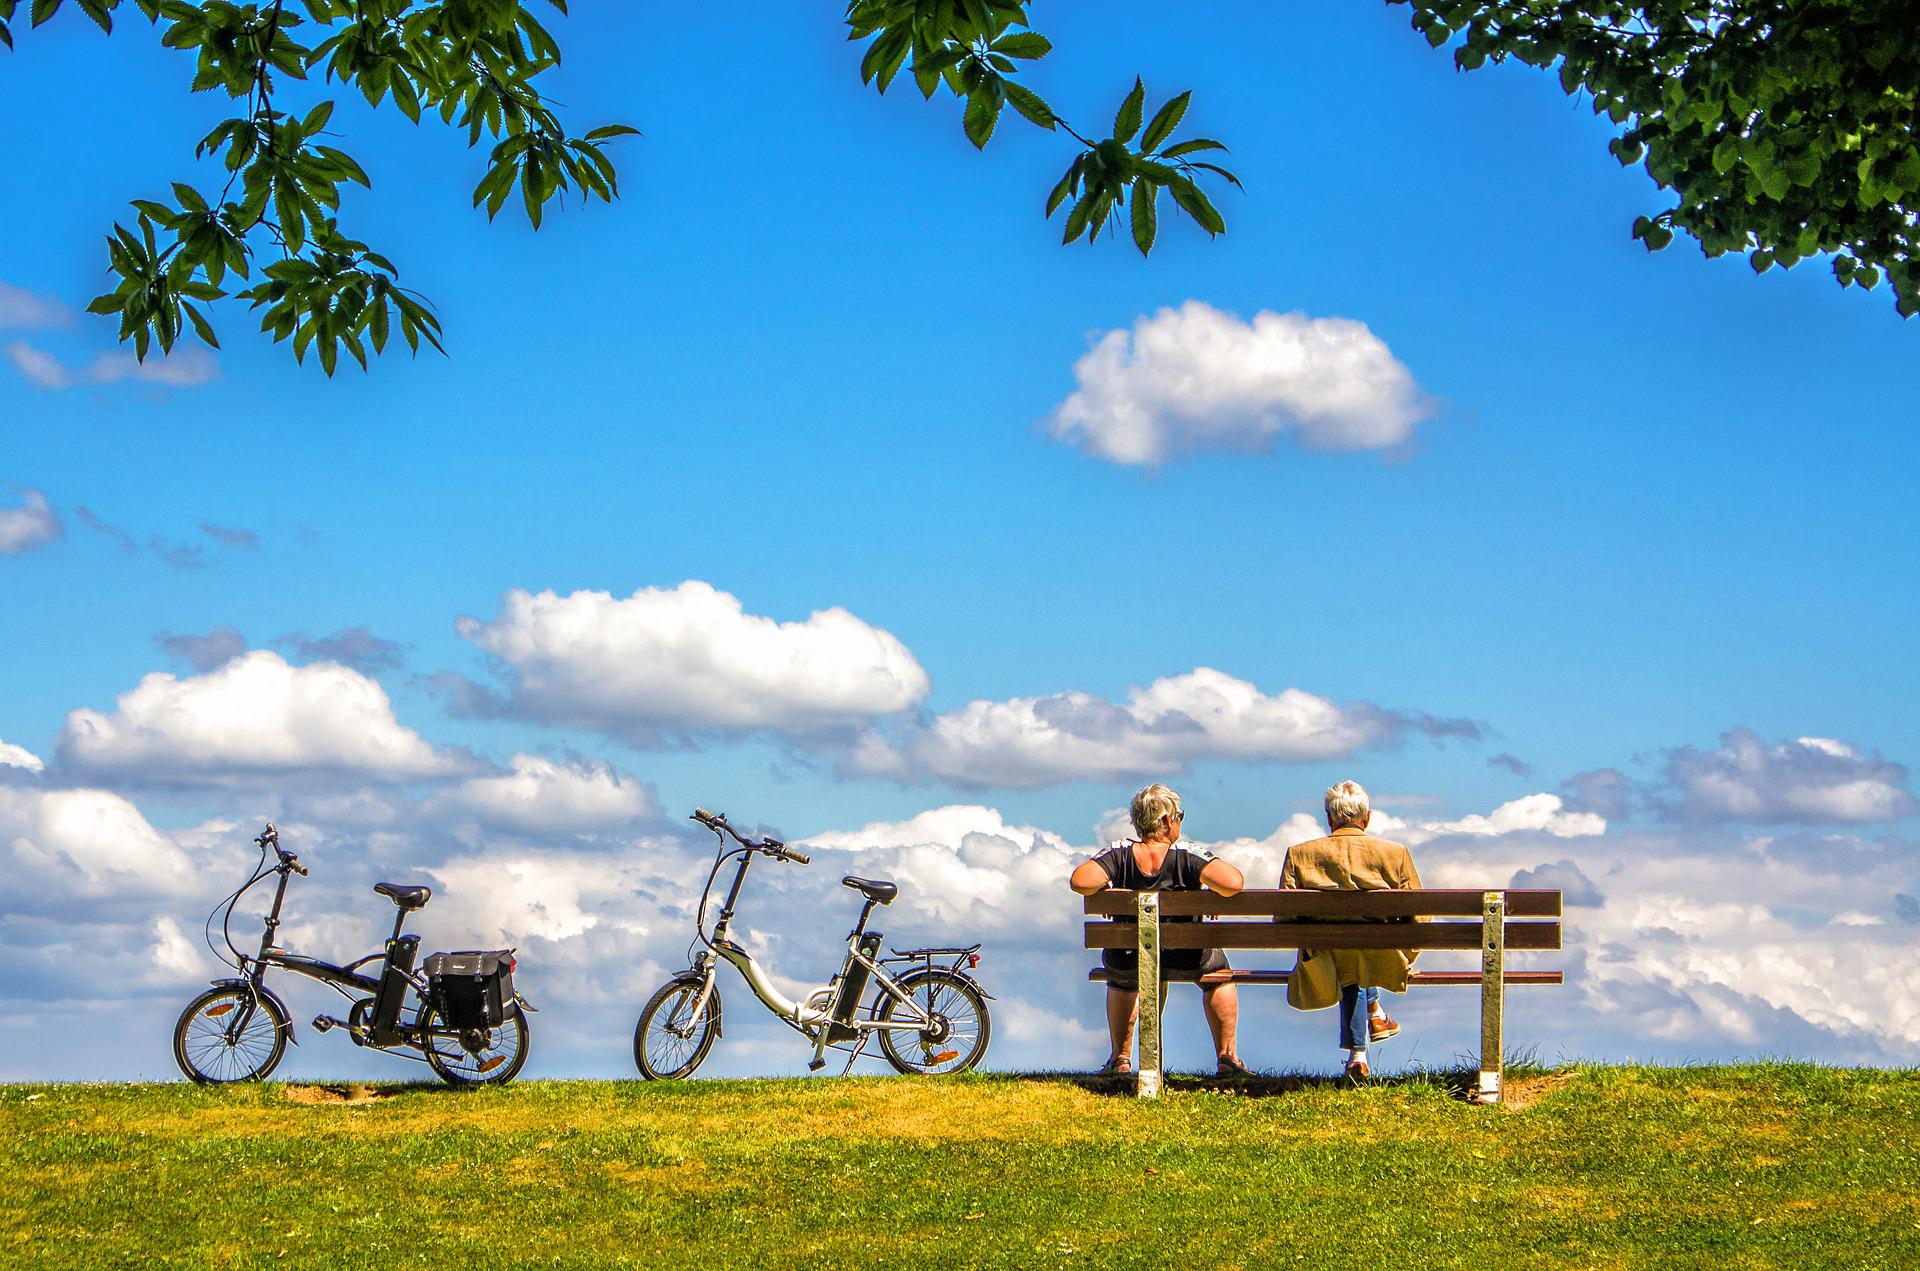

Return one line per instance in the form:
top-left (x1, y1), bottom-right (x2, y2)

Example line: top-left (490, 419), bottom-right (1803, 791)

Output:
top-left (1070, 783), bottom-right (1250, 1077)
top-left (1281, 780), bottom-right (1421, 1081)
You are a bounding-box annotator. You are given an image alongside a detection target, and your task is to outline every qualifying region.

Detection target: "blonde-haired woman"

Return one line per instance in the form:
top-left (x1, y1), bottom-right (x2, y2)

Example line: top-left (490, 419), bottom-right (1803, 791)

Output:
top-left (1070, 783), bottom-right (1251, 1076)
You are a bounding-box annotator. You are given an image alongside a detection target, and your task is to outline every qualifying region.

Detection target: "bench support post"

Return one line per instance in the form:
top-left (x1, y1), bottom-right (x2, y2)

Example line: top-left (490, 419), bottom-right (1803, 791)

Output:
top-left (1477, 890), bottom-right (1504, 1105)
top-left (1136, 892), bottom-right (1161, 1099)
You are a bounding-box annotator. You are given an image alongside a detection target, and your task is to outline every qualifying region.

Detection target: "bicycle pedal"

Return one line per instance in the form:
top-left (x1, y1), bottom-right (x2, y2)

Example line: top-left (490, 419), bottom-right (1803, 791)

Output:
top-left (807, 1057), bottom-right (826, 1071)
top-left (311, 1015), bottom-right (344, 1034)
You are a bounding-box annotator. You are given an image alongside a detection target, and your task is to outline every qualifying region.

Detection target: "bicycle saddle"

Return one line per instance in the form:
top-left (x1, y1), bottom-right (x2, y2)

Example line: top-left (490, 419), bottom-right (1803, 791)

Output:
top-left (373, 882), bottom-right (432, 910)
top-left (841, 876), bottom-right (897, 905)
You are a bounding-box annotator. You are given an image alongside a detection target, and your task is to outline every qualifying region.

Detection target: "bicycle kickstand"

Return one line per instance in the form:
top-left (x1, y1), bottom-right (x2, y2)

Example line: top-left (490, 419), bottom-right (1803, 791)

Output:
top-left (837, 1030), bottom-right (874, 1077)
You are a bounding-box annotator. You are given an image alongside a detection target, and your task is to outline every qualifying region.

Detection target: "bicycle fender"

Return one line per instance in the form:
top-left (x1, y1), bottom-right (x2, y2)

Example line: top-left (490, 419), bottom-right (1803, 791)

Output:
top-left (894, 966), bottom-right (995, 1001)
top-left (211, 978), bottom-right (299, 1044)
top-left (672, 971), bottom-right (723, 1040)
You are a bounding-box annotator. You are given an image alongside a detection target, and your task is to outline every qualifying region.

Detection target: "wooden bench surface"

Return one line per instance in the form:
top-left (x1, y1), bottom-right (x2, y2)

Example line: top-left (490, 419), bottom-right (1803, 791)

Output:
top-left (1082, 888), bottom-right (1563, 952)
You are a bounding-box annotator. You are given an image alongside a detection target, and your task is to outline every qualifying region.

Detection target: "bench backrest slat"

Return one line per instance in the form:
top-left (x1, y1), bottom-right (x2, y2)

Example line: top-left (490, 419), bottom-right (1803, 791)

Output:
top-left (1081, 888), bottom-right (1562, 918)
top-left (1083, 919), bottom-right (1562, 952)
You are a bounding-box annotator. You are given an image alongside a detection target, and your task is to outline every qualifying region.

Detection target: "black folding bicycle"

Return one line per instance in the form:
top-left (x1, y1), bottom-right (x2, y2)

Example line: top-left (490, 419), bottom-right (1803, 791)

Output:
top-left (172, 823), bottom-right (533, 1086)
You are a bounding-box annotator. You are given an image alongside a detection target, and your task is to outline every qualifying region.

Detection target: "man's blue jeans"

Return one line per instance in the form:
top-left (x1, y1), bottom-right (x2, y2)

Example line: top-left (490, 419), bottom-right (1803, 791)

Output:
top-left (1339, 985), bottom-right (1380, 1050)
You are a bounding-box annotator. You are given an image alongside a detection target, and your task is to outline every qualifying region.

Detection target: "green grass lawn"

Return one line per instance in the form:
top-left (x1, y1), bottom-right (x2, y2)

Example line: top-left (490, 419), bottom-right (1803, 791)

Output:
top-left (3, 1065), bottom-right (1915, 1269)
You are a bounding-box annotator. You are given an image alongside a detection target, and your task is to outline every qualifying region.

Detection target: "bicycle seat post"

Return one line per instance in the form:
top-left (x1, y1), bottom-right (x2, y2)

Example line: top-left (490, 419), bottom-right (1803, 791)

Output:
top-left (848, 899), bottom-right (877, 940)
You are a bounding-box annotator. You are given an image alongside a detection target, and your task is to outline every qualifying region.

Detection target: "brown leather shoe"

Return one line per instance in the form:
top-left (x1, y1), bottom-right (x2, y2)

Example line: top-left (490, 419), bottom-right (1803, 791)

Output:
top-left (1345, 1057), bottom-right (1370, 1082)
top-left (1369, 1015), bottom-right (1400, 1044)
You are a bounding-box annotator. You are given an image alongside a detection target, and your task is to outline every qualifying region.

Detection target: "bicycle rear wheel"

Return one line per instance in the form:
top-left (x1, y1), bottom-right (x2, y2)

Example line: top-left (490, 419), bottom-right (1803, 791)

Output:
top-left (420, 1004), bottom-right (530, 1086)
top-left (875, 969), bottom-right (990, 1075)
top-left (173, 986), bottom-right (288, 1083)
top-left (634, 976), bottom-right (721, 1079)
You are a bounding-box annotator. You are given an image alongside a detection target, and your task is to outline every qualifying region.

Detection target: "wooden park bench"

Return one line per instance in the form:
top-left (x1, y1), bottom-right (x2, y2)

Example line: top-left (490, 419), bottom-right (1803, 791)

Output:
top-left (1083, 888), bottom-right (1563, 1103)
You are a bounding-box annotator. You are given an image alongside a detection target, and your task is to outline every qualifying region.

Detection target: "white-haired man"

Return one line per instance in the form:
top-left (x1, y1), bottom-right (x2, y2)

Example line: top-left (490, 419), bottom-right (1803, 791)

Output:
top-left (1070, 783), bottom-right (1251, 1077)
top-left (1280, 780), bottom-right (1422, 1080)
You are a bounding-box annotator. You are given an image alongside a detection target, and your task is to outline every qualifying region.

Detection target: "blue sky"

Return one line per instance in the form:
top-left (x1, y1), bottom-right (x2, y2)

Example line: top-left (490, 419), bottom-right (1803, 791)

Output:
top-left (2, 2), bottom-right (1917, 1080)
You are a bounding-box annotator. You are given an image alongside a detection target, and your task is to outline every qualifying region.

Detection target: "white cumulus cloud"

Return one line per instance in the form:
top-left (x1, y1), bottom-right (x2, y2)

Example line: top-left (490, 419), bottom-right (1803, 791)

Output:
top-left (435, 753), bottom-right (656, 837)
top-left (0, 488), bottom-right (62, 555)
top-left (851, 667), bottom-right (1470, 788)
top-left (56, 650), bottom-right (471, 786)
top-left (0, 739), bottom-right (45, 772)
top-left (1658, 729), bottom-right (1916, 824)
top-left (0, 783), bottom-right (201, 903)
top-left (1044, 301), bottom-right (1435, 465)
top-left (455, 581), bottom-right (930, 744)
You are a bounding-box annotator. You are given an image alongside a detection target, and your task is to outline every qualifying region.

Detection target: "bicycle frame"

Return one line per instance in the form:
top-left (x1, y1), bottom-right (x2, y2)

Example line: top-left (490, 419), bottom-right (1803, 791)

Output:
top-left (675, 827), bottom-right (986, 1073)
top-left (214, 848), bottom-right (498, 1065)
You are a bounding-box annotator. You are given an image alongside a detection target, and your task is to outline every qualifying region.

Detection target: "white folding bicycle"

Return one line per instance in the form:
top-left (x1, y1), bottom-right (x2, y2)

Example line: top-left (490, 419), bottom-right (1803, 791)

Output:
top-left (633, 808), bottom-right (993, 1078)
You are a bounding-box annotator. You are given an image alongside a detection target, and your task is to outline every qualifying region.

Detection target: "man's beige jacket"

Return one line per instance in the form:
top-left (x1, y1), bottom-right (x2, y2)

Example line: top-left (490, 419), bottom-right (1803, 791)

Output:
top-left (1280, 825), bottom-right (1424, 1011)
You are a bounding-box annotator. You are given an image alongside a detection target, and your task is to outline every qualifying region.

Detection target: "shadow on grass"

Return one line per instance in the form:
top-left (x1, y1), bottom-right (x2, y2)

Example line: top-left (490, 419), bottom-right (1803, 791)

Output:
top-left (968, 1045), bottom-right (1559, 1102)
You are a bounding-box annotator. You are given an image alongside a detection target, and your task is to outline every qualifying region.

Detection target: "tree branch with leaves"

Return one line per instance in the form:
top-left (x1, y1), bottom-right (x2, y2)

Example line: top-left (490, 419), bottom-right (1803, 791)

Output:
top-left (844, 0), bottom-right (1241, 255)
top-left (2, 0), bottom-right (638, 374)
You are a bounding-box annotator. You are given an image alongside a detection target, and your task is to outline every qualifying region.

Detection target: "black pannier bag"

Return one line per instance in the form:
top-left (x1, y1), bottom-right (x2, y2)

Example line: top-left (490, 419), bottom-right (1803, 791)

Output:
top-left (424, 949), bottom-right (518, 1030)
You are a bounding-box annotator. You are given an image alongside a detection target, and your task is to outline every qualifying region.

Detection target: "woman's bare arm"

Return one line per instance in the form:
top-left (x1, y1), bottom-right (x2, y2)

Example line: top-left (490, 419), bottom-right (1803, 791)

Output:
top-left (1199, 857), bottom-right (1244, 897)
top-left (1069, 858), bottom-right (1110, 896)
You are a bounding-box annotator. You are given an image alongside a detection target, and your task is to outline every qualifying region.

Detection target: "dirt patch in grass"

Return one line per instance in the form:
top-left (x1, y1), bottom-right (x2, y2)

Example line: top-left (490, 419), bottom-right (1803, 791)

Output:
top-left (1502, 1069), bottom-right (1580, 1110)
top-left (283, 1084), bottom-right (390, 1107)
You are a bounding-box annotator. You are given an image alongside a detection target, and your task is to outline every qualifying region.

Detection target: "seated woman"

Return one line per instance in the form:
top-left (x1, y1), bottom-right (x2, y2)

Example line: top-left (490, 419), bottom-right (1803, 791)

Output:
top-left (1069, 783), bottom-right (1250, 1077)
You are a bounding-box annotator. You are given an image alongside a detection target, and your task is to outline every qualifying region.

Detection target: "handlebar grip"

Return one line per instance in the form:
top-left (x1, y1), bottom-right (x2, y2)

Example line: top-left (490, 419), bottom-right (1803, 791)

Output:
top-left (784, 847), bottom-right (811, 865)
top-left (692, 807), bottom-right (721, 827)
top-left (288, 858), bottom-right (308, 877)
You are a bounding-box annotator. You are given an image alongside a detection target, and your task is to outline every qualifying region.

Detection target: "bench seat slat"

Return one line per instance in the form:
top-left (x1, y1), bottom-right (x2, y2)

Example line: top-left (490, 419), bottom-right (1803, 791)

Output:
top-left (1082, 889), bottom-right (1562, 918)
top-left (1087, 968), bottom-right (1564, 986)
top-left (1084, 919), bottom-right (1562, 951)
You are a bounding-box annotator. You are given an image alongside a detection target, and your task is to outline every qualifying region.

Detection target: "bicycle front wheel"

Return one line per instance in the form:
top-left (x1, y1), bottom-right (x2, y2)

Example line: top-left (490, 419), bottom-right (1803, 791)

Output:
top-left (876, 969), bottom-right (990, 1075)
top-left (173, 985), bottom-right (288, 1083)
top-left (634, 976), bottom-right (720, 1079)
top-left (420, 1005), bottom-right (530, 1087)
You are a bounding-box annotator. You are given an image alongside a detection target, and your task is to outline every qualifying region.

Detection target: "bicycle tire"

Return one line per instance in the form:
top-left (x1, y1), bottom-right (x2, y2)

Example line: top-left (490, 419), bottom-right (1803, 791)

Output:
top-left (875, 969), bottom-right (990, 1075)
top-left (634, 976), bottom-right (721, 1080)
top-left (420, 1004), bottom-right (531, 1087)
top-left (173, 985), bottom-right (288, 1084)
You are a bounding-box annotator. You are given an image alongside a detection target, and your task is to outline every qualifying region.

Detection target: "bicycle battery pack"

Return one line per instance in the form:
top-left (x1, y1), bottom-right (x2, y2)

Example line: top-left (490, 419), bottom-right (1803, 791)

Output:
top-left (826, 933), bottom-right (882, 1043)
top-left (424, 949), bottom-right (518, 1030)
top-left (371, 934), bottom-right (422, 1044)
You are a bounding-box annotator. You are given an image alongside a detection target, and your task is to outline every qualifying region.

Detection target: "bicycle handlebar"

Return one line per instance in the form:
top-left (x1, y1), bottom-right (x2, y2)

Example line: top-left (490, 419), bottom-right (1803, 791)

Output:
top-left (283, 854), bottom-right (308, 877)
top-left (690, 808), bottom-right (809, 864)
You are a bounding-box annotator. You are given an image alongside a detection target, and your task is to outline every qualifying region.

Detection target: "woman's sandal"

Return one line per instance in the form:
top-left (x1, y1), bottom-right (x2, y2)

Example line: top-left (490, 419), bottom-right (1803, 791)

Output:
top-left (1215, 1055), bottom-right (1255, 1078)
top-left (1098, 1054), bottom-right (1133, 1075)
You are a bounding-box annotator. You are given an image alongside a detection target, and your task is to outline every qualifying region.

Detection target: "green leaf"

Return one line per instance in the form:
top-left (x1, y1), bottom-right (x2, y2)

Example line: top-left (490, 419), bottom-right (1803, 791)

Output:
top-left (964, 83), bottom-right (1002, 149)
top-left (1113, 77), bottom-right (1144, 144)
top-left (1166, 176), bottom-right (1224, 235)
top-left (1044, 156), bottom-right (1081, 217)
top-left (1140, 90), bottom-right (1190, 154)
top-left (1002, 80), bottom-right (1053, 130)
top-left (1160, 138), bottom-right (1225, 158)
top-left (1062, 192), bottom-right (1095, 243)
top-left (583, 124), bottom-right (641, 141)
top-left (990, 31), bottom-right (1049, 59)
top-left (183, 302), bottom-right (220, 349)
top-left (1129, 179), bottom-right (1157, 257)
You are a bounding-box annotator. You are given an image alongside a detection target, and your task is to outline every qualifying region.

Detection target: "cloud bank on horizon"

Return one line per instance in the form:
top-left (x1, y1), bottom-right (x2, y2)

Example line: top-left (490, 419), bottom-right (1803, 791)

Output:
top-left (0, 574), bottom-right (1914, 1080)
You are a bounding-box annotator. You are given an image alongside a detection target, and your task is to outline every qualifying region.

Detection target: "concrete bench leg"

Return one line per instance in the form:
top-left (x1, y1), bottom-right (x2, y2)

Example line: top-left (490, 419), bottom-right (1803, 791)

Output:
top-left (1137, 892), bottom-right (1161, 1099)
top-left (1477, 889), bottom-right (1505, 1105)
